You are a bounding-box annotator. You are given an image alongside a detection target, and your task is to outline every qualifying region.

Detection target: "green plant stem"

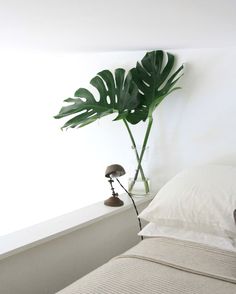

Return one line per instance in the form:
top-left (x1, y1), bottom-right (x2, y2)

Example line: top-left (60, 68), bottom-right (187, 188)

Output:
top-left (130, 116), bottom-right (153, 193)
top-left (123, 119), bottom-right (150, 194)
top-left (123, 119), bottom-right (149, 193)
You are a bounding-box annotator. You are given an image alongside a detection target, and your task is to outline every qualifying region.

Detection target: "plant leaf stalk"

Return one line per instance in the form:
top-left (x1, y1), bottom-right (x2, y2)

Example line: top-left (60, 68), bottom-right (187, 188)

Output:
top-left (128, 116), bottom-right (153, 194)
top-left (123, 119), bottom-right (150, 194)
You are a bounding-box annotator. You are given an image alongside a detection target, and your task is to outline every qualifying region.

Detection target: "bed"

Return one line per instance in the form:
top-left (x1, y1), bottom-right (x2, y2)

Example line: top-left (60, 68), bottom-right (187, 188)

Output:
top-left (57, 165), bottom-right (236, 294)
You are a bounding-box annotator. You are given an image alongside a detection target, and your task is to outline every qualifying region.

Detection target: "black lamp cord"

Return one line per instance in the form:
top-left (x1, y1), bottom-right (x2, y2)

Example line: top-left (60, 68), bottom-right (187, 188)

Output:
top-left (116, 178), bottom-right (143, 241)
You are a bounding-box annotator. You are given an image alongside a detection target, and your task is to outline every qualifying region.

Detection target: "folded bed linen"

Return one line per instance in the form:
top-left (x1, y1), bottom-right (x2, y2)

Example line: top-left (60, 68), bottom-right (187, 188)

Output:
top-left (56, 237), bottom-right (236, 294)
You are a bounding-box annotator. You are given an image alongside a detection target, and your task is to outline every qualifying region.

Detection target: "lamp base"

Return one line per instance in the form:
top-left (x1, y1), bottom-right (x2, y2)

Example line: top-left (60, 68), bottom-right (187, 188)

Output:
top-left (104, 195), bottom-right (124, 207)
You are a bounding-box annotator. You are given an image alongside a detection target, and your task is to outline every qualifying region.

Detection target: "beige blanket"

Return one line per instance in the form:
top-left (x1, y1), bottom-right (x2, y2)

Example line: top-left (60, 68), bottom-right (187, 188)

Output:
top-left (57, 237), bottom-right (236, 294)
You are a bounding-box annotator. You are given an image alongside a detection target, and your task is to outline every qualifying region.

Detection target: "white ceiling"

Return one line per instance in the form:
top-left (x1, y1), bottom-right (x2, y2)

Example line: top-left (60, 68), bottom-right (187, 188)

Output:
top-left (0, 0), bottom-right (235, 52)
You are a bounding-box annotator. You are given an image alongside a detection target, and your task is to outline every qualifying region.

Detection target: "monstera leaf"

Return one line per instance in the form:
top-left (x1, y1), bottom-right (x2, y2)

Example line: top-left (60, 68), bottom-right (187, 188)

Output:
top-left (54, 68), bottom-right (140, 128)
top-left (127, 51), bottom-right (184, 191)
top-left (130, 50), bottom-right (184, 121)
top-left (54, 50), bottom-right (184, 195)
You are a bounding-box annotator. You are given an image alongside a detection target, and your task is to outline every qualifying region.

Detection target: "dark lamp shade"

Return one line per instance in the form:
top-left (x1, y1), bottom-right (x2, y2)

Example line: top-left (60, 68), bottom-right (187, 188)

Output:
top-left (105, 164), bottom-right (126, 178)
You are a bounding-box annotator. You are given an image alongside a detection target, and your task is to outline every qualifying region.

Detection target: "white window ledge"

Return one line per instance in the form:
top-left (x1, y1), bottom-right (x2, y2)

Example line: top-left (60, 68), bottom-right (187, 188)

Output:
top-left (0, 194), bottom-right (153, 261)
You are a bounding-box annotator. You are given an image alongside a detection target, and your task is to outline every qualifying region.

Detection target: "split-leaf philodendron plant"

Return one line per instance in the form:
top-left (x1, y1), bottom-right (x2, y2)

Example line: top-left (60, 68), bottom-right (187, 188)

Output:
top-left (54, 50), bottom-right (184, 194)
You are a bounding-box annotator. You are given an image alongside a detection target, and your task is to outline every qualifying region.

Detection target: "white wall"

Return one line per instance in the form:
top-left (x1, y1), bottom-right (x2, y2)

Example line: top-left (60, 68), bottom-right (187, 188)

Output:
top-left (0, 0), bottom-right (236, 52)
top-left (0, 0), bottom-right (235, 238)
top-left (0, 50), bottom-right (147, 235)
top-left (0, 47), bottom-right (236, 235)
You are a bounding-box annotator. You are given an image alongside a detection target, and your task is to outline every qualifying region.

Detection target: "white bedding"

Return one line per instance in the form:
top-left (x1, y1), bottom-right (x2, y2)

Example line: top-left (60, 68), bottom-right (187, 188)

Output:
top-left (139, 222), bottom-right (236, 251)
top-left (139, 165), bottom-right (236, 250)
top-left (56, 237), bottom-right (236, 294)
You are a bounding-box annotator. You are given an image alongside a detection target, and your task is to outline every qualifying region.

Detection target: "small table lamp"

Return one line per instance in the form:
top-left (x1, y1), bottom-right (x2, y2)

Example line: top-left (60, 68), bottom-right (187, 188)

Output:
top-left (104, 164), bottom-right (125, 207)
top-left (104, 163), bottom-right (143, 239)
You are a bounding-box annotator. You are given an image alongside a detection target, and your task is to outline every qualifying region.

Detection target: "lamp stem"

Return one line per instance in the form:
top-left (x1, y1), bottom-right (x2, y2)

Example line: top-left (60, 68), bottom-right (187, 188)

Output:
top-left (108, 177), bottom-right (116, 197)
top-left (116, 178), bottom-right (143, 241)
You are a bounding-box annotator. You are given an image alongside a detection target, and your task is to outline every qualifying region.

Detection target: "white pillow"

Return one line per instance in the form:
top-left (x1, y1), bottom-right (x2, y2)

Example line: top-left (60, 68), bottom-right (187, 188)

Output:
top-left (139, 165), bottom-right (236, 238)
top-left (139, 222), bottom-right (236, 252)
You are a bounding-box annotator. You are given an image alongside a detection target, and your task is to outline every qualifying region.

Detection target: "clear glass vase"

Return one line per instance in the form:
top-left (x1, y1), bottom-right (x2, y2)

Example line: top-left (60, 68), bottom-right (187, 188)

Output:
top-left (128, 146), bottom-right (150, 197)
